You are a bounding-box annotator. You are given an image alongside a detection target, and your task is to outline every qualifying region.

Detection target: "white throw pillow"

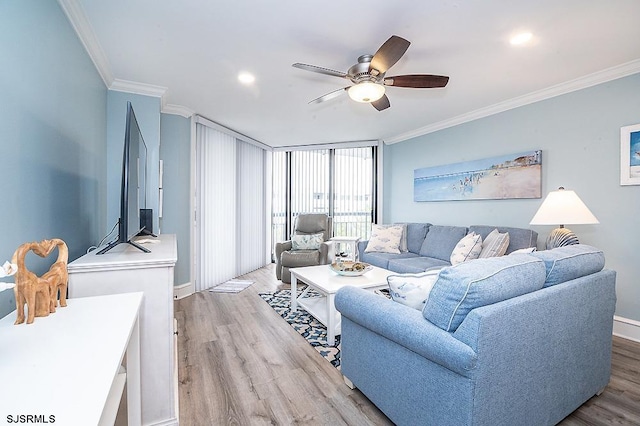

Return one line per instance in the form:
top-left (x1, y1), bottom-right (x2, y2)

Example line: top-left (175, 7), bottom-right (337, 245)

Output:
top-left (450, 232), bottom-right (483, 265)
top-left (365, 224), bottom-right (404, 254)
top-left (291, 232), bottom-right (324, 250)
top-left (375, 223), bottom-right (408, 252)
top-left (388, 270), bottom-right (440, 310)
top-left (509, 247), bottom-right (537, 254)
top-left (479, 229), bottom-right (510, 258)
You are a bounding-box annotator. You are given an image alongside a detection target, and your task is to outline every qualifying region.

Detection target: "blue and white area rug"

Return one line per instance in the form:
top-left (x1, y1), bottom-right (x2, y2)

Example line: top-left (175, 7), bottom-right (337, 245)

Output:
top-left (259, 289), bottom-right (341, 369)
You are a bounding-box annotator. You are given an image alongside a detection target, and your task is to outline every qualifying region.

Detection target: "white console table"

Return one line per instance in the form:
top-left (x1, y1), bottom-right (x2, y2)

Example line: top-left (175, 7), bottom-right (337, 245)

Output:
top-left (68, 234), bottom-right (178, 426)
top-left (0, 292), bottom-right (143, 425)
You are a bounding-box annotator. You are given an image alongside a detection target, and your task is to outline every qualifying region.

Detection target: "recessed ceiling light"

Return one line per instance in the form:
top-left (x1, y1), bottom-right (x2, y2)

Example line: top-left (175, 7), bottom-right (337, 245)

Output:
top-left (238, 72), bottom-right (255, 85)
top-left (510, 32), bottom-right (533, 46)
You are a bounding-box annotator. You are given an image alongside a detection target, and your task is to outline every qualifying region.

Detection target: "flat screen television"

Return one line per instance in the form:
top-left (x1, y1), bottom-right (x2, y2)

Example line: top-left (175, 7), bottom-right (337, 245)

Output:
top-left (97, 102), bottom-right (150, 255)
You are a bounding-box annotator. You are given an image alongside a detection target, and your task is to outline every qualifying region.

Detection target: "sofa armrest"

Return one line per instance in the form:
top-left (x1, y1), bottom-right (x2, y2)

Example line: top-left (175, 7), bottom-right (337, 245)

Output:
top-left (275, 240), bottom-right (292, 259)
top-left (335, 286), bottom-right (477, 376)
top-left (274, 241), bottom-right (292, 279)
top-left (357, 240), bottom-right (368, 259)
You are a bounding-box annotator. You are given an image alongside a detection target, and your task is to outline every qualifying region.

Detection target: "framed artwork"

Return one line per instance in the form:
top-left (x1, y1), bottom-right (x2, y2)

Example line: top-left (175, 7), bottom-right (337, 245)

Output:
top-left (414, 150), bottom-right (542, 201)
top-left (620, 123), bottom-right (640, 185)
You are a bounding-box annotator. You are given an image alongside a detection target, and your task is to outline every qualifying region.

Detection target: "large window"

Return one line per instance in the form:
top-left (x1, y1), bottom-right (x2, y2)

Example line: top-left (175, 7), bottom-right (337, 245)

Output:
top-left (272, 145), bottom-right (376, 257)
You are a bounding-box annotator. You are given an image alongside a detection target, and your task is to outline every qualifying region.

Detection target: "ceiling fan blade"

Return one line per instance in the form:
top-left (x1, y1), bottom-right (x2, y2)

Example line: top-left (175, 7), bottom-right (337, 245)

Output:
top-left (369, 35), bottom-right (410, 75)
top-left (292, 63), bottom-right (348, 79)
top-left (384, 74), bottom-right (450, 88)
top-left (371, 94), bottom-right (390, 111)
top-left (309, 87), bottom-right (349, 104)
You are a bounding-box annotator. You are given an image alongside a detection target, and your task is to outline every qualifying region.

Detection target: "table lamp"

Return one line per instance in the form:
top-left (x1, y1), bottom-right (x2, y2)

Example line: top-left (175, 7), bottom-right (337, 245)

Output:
top-left (530, 187), bottom-right (599, 249)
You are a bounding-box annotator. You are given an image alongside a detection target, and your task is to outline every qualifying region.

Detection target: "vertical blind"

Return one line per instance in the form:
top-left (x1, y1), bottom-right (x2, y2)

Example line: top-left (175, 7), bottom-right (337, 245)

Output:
top-left (333, 147), bottom-right (374, 238)
top-left (271, 146), bottom-right (376, 258)
top-left (271, 151), bottom-right (288, 252)
top-left (237, 141), bottom-right (267, 274)
top-left (195, 122), bottom-right (269, 291)
top-left (291, 150), bottom-right (330, 216)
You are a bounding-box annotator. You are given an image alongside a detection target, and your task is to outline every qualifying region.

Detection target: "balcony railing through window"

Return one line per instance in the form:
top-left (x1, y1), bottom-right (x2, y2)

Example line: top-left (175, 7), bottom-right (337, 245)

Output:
top-left (271, 145), bottom-right (376, 258)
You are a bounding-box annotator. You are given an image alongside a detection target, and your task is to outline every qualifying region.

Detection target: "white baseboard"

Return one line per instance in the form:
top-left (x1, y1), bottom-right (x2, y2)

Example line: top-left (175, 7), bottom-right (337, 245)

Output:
top-left (613, 315), bottom-right (640, 343)
top-left (173, 282), bottom-right (194, 300)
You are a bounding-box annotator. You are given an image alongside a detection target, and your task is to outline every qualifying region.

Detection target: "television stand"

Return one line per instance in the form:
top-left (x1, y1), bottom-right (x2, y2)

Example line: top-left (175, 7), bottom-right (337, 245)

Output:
top-left (96, 239), bottom-right (151, 255)
top-left (128, 240), bottom-right (151, 253)
top-left (137, 228), bottom-right (158, 238)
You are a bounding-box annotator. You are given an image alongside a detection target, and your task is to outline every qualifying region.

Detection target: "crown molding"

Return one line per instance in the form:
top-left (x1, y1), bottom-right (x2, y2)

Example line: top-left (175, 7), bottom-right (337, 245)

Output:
top-left (273, 140), bottom-right (380, 152)
top-left (57, 0), bottom-right (113, 87)
top-left (162, 104), bottom-right (195, 118)
top-left (384, 59), bottom-right (640, 145)
top-left (109, 79), bottom-right (167, 98)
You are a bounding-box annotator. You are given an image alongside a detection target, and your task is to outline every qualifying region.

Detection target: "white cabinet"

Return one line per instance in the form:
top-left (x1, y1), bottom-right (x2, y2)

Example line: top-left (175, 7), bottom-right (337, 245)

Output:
top-left (0, 292), bottom-right (143, 426)
top-left (68, 234), bottom-right (178, 426)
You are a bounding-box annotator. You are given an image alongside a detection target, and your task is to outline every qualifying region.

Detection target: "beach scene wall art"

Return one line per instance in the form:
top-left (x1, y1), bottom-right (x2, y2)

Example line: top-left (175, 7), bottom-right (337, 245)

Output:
top-left (414, 150), bottom-right (542, 201)
top-left (620, 123), bottom-right (640, 185)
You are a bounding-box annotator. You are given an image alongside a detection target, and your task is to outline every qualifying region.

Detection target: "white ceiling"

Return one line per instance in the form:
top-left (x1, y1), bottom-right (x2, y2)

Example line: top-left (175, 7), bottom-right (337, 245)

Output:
top-left (62, 0), bottom-right (640, 148)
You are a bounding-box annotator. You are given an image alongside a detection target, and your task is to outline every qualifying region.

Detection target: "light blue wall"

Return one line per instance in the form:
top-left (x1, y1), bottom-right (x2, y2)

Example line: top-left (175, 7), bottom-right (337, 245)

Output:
top-left (0, 2), bottom-right (107, 317)
top-left (160, 113), bottom-right (192, 286)
top-left (106, 91), bottom-right (161, 236)
top-left (383, 73), bottom-right (640, 321)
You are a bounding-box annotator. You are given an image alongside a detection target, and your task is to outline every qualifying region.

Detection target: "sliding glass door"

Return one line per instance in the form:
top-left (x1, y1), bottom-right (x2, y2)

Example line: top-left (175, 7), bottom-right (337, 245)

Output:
top-left (271, 145), bottom-right (376, 258)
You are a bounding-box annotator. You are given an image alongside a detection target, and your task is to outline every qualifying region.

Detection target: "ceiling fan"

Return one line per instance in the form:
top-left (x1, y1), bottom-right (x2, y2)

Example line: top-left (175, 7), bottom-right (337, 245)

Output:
top-left (292, 35), bottom-right (449, 111)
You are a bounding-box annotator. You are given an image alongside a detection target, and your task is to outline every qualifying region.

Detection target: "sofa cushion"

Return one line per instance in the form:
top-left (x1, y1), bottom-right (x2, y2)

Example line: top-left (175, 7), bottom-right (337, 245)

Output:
top-left (423, 254), bottom-right (546, 332)
top-left (360, 251), bottom-right (419, 270)
top-left (387, 257), bottom-right (449, 274)
top-left (405, 223), bottom-right (431, 254)
top-left (387, 270), bottom-right (440, 310)
top-left (365, 224), bottom-right (404, 254)
top-left (291, 232), bottom-right (324, 250)
top-left (529, 244), bottom-right (605, 287)
top-left (419, 225), bottom-right (468, 261)
top-left (478, 229), bottom-right (510, 258)
top-left (450, 232), bottom-right (483, 265)
top-left (469, 225), bottom-right (538, 254)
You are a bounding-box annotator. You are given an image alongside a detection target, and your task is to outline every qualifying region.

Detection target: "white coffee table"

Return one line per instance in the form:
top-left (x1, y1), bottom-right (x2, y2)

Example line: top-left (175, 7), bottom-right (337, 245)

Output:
top-left (290, 264), bottom-right (393, 345)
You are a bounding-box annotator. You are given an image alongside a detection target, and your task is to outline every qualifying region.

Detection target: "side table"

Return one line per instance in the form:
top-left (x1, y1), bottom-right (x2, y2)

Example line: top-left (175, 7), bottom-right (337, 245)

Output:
top-left (330, 236), bottom-right (361, 262)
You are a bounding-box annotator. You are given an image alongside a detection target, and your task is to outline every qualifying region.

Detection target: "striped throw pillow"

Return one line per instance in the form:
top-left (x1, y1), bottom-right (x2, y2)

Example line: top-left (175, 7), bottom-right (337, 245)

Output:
top-left (479, 229), bottom-right (510, 258)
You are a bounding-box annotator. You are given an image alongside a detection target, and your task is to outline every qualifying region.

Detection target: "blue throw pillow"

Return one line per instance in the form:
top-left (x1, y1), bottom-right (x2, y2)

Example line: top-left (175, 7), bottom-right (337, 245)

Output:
top-left (423, 254), bottom-right (546, 332)
top-left (529, 244), bottom-right (605, 287)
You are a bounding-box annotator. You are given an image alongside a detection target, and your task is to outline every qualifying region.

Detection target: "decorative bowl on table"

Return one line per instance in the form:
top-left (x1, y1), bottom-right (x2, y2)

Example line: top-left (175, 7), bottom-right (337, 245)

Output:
top-left (329, 261), bottom-right (372, 276)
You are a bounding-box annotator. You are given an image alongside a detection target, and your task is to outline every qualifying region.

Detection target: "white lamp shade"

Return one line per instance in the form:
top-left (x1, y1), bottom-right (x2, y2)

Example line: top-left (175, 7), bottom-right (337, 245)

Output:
top-left (530, 188), bottom-right (599, 226)
top-left (347, 82), bottom-right (385, 103)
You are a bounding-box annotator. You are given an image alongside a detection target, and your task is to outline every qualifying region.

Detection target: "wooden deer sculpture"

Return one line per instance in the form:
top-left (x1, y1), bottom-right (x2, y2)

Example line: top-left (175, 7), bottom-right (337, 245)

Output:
top-left (12, 238), bottom-right (69, 325)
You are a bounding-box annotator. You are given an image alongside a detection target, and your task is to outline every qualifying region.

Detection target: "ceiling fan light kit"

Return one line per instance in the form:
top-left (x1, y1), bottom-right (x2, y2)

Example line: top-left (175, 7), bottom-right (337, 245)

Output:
top-left (348, 82), bottom-right (385, 103)
top-left (293, 35), bottom-right (449, 111)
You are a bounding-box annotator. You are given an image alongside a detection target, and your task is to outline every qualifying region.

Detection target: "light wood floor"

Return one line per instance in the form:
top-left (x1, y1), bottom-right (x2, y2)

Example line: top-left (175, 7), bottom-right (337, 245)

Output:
top-left (175, 264), bottom-right (640, 425)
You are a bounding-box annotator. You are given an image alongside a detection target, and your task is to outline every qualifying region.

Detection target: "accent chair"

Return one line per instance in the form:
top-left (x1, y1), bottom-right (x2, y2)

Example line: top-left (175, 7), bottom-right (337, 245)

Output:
top-left (275, 213), bottom-right (333, 284)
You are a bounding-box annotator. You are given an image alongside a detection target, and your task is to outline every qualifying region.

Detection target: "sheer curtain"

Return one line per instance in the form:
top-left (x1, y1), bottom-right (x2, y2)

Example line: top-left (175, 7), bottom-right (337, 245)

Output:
top-left (195, 119), bottom-right (269, 291)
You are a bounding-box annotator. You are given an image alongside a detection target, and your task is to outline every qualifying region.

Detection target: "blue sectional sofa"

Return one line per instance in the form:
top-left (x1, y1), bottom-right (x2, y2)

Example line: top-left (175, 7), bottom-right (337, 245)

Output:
top-left (335, 244), bottom-right (616, 426)
top-left (358, 223), bottom-right (538, 273)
